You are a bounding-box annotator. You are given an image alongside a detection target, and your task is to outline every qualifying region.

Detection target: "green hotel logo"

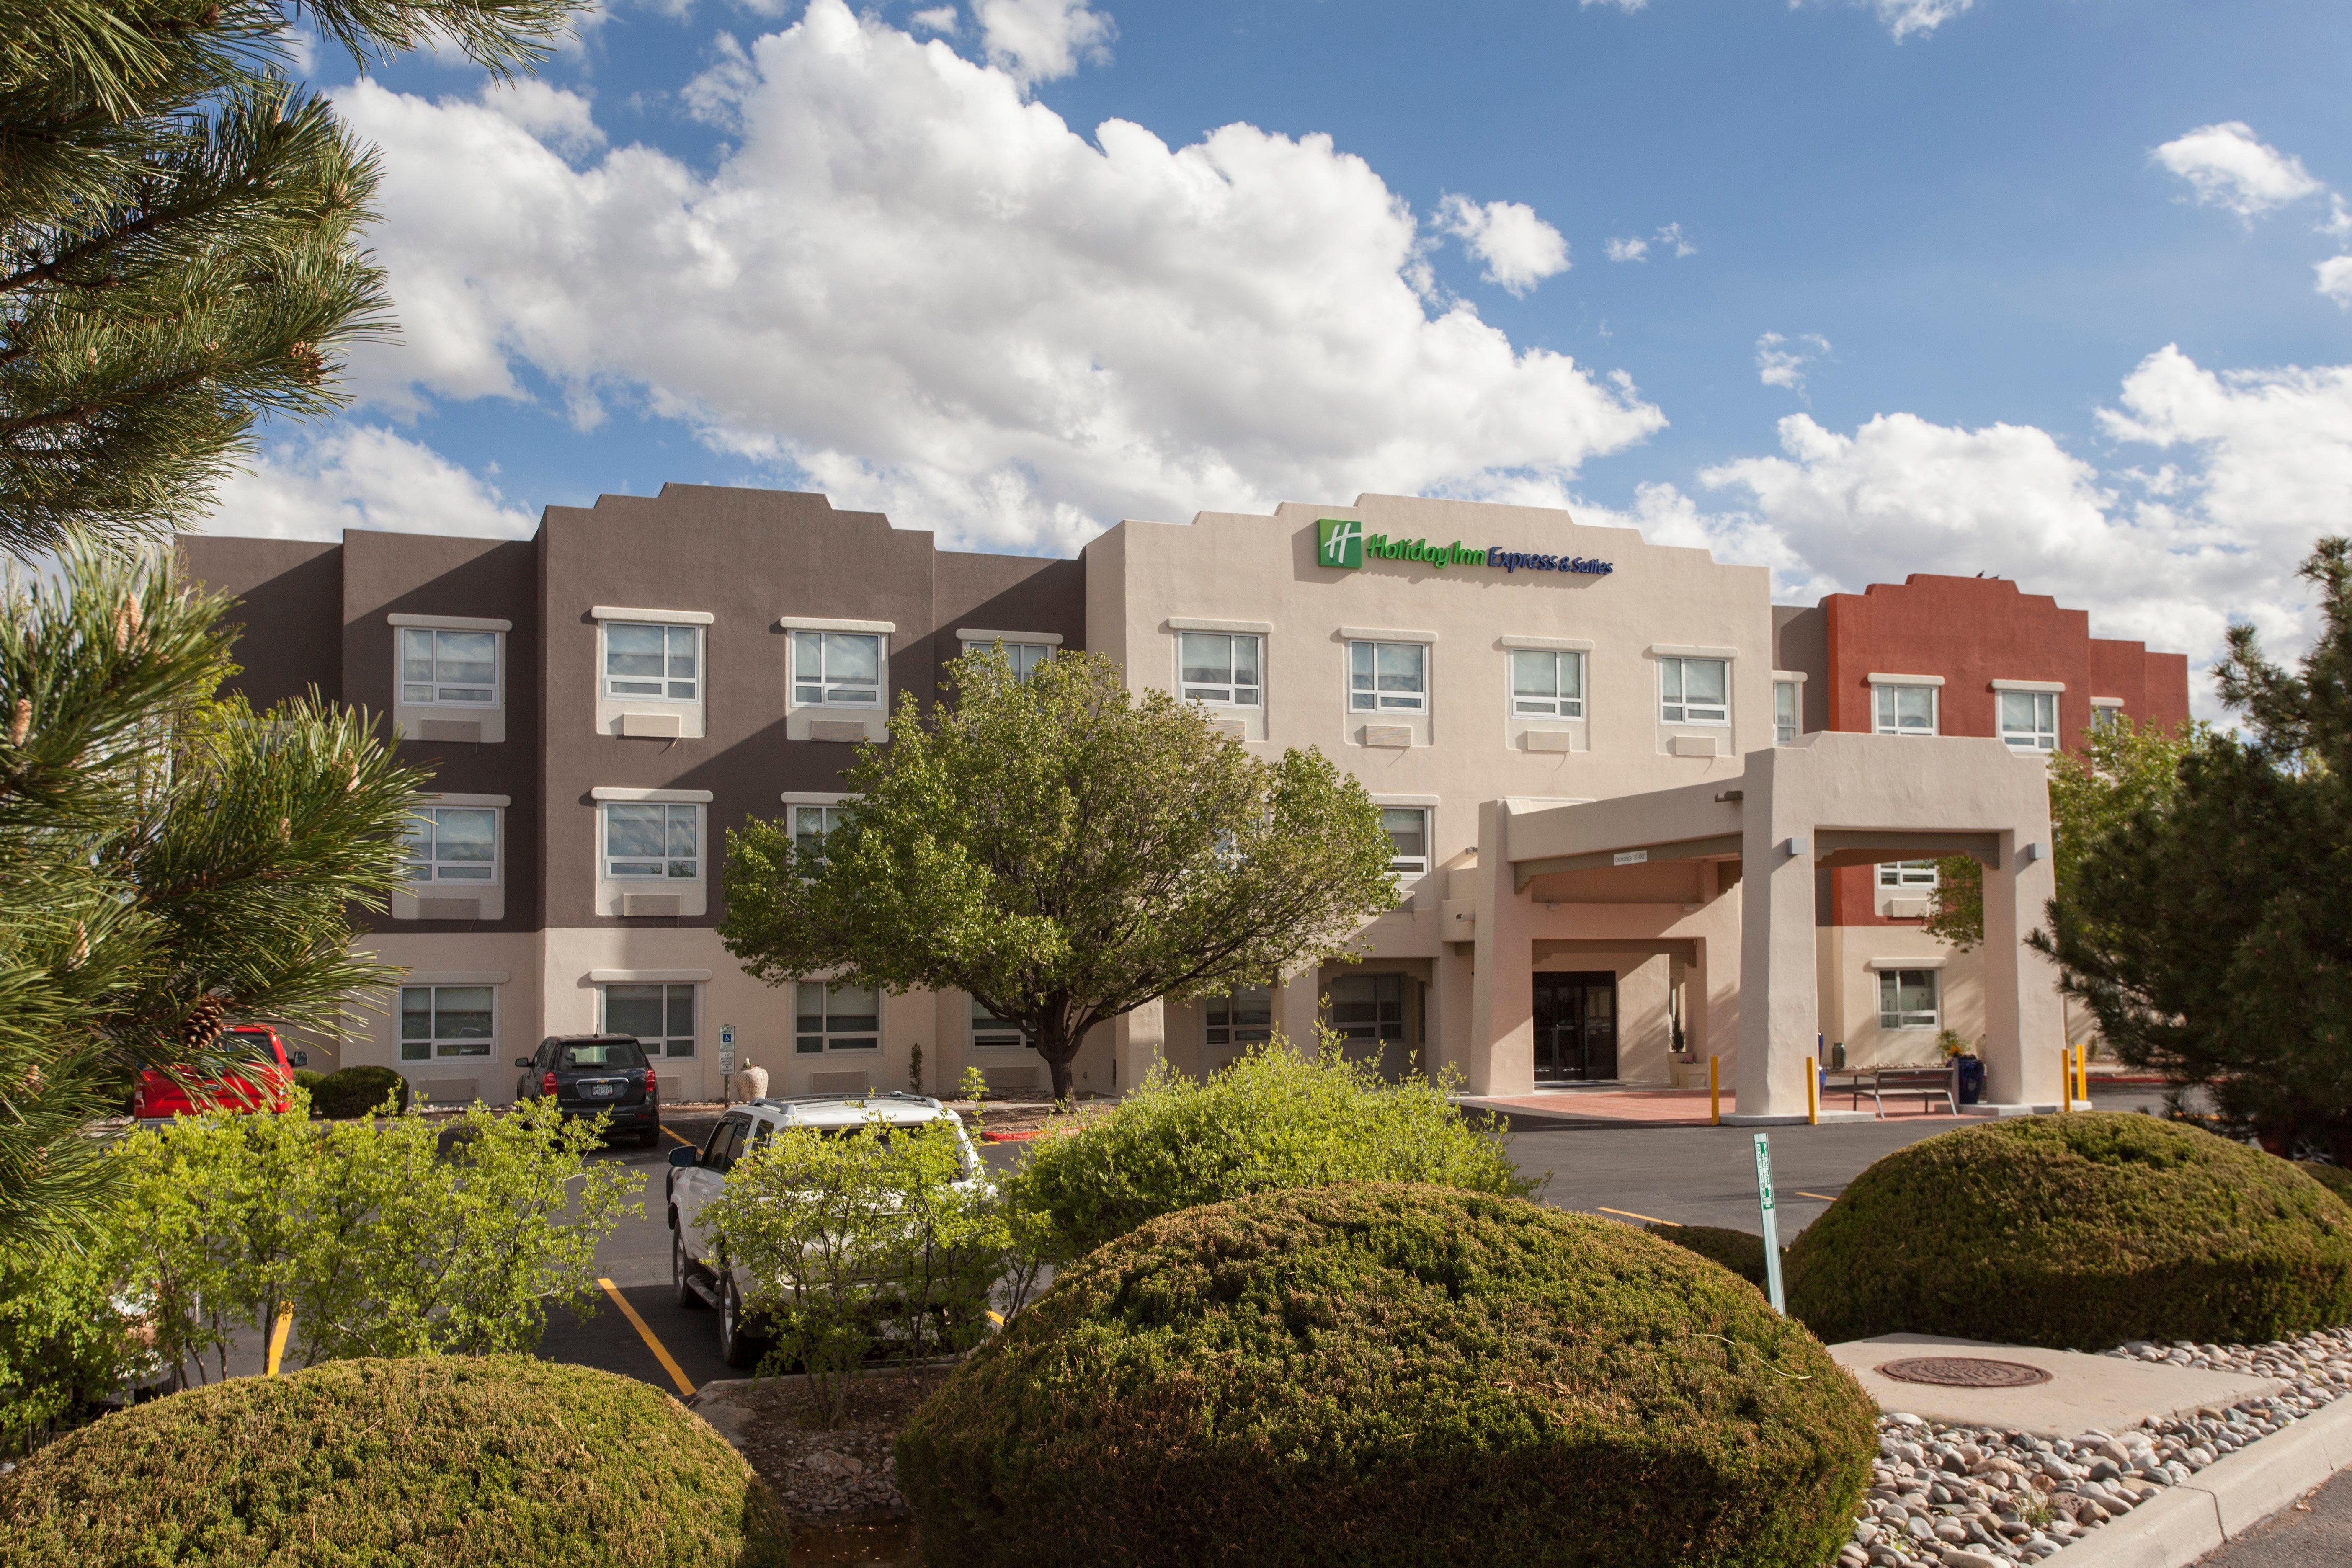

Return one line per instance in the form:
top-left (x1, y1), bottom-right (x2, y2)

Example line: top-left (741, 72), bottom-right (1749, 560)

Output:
top-left (1316, 516), bottom-right (1364, 569)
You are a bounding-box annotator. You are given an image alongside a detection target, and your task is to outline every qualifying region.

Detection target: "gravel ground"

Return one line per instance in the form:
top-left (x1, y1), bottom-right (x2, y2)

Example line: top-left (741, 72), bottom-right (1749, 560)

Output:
top-left (1836, 1327), bottom-right (2352, 1568)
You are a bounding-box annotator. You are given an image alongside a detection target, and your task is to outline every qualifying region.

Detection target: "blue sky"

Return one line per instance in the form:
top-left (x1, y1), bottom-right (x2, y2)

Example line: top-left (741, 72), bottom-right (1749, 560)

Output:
top-left (225, 0), bottom-right (2352, 705)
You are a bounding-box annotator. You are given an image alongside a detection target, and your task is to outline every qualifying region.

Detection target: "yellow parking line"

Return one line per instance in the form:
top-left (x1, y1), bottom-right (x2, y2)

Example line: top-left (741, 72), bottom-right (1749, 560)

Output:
top-left (1796, 1191), bottom-right (1841, 1202)
top-left (662, 1124), bottom-right (695, 1147)
top-left (1596, 1205), bottom-right (1672, 1226)
top-left (598, 1277), bottom-right (695, 1399)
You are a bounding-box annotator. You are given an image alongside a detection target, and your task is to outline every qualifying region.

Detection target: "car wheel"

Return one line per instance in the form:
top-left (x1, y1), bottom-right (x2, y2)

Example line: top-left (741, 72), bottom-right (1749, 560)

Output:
top-left (672, 1223), bottom-right (706, 1310)
top-left (642, 1123), bottom-right (661, 1149)
top-left (718, 1270), bottom-right (765, 1370)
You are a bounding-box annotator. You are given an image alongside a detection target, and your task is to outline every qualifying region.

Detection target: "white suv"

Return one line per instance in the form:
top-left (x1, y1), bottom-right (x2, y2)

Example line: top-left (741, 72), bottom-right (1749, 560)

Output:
top-left (665, 1093), bottom-right (985, 1368)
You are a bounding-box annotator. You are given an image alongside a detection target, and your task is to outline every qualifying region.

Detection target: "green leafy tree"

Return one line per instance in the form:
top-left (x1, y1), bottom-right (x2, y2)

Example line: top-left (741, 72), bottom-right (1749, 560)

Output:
top-left (2035, 538), bottom-right (2352, 1160)
top-left (0, 547), bottom-right (424, 1248)
top-left (1923, 712), bottom-right (2206, 956)
top-left (1, 0), bottom-right (580, 555)
top-left (720, 650), bottom-right (1402, 1102)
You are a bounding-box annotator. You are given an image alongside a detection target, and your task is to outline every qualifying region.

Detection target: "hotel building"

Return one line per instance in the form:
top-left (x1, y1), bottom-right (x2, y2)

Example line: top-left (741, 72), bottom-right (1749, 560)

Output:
top-left (183, 484), bottom-right (2186, 1121)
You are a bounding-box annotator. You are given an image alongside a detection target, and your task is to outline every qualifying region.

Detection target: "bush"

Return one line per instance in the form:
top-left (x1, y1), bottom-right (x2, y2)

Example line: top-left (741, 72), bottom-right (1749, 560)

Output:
top-left (1003, 1037), bottom-right (1537, 1259)
top-left (1650, 1222), bottom-right (1769, 1290)
top-left (1787, 1112), bottom-right (2352, 1348)
top-left (309, 1063), bottom-right (410, 1117)
top-left (293, 1068), bottom-right (326, 1100)
top-left (898, 1184), bottom-right (1877, 1568)
top-left (2298, 1161), bottom-right (2352, 1205)
top-left (0, 1244), bottom-right (149, 1457)
top-left (0, 1356), bottom-right (791, 1567)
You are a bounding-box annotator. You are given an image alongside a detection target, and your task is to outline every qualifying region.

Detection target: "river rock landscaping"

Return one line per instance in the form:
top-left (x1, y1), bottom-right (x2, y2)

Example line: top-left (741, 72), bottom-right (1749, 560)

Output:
top-left (1836, 1325), bottom-right (2352, 1568)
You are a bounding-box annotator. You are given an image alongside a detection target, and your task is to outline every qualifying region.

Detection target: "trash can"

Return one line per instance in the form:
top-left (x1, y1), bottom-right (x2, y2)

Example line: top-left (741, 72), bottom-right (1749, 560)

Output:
top-left (1955, 1056), bottom-right (1985, 1106)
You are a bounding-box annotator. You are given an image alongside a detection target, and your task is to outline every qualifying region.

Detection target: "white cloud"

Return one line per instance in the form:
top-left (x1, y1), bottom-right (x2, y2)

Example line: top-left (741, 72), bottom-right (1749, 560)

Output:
top-left (205, 426), bottom-right (536, 542)
top-left (1437, 195), bottom-right (1571, 295)
top-left (1754, 332), bottom-right (1831, 396)
top-left (2318, 255), bottom-right (2352, 308)
top-left (476, 79), bottom-right (605, 157)
top-left (1867, 0), bottom-right (1974, 40)
top-left (1654, 220), bottom-right (1696, 257)
top-left (331, 0), bottom-right (1662, 555)
top-left (973, 0), bottom-right (1112, 86)
top-left (2152, 122), bottom-right (2326, 220)
top-left (1579, 0), bottom-right (1648, 10)
top-left (1605, 237), bottom-right (1646, 263)
top-left (909, 6), bottom-right (959, 34)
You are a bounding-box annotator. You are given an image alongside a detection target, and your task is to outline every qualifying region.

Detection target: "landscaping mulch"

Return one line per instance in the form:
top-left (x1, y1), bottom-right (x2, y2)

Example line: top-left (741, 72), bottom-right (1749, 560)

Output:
top-left (727, 1367), bottom-right (952, 1524)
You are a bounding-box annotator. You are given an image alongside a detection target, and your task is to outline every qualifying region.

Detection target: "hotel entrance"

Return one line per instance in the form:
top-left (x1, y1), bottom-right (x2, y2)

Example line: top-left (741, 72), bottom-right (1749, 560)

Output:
top-left (1533, 972), bottom-right (1618, 1082)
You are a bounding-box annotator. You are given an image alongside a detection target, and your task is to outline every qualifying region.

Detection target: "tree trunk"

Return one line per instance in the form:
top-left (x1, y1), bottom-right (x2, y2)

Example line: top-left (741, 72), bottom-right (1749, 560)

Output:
top-left (1034, 1023), bottom-right (1078, 1106)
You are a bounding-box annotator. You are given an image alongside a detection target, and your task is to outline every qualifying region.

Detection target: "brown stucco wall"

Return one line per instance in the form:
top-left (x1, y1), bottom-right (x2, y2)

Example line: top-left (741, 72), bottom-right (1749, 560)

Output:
top-left (1771, 602), bottom-right (1829, 733)
top-left (179, 537), bottom-right (344, 709)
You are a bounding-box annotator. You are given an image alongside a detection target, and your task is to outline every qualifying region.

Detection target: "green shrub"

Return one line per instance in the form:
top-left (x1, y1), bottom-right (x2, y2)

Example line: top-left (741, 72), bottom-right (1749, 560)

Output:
top-left (0, 1356), bottom-right (791, 1567)
top-left (1003, 1037), bottom-right (1537, 1259)
top-left (309, 1063), bottom-right (410, 1117)
top-left (1787, 1112), bottom-right (2352, 1348)
top-left (293, 1068), bottom-right (325, 1099)
top-left (0, 1244), bottom-right (149, 1458)
top-left (1650, 1222), bottom-right (1769, 1290)
top-left (2297, 1161), bottom-right (2352, 1204)
top-left (898, 1184), bottom-right (1877, 1568)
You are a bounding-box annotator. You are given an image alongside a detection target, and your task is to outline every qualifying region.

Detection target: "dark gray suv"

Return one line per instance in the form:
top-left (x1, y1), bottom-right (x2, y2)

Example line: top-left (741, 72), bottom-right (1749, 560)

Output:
top-left (515, 1034), bottom-right (661, 1147)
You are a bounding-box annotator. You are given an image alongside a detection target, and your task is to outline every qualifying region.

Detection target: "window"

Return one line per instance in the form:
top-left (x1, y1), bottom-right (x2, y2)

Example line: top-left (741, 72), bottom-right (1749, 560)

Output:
top-left (1329, 974), bottom-right (1405, 1046)
top-left (1873, 683), bottom-right (1937, 736)
top-left (2000, 690), bottom-right (2058, 751)
top-left (792, 630), bottom-right (883, 707)
top-left (1349, 641), bottom-right (1426, 712)
top-left (2090, 703), bottom-right (2124, 732)
top-left (1511, 650), bottom-right (1584, 718)
top-left (561, 1039), bottom-right (647, 1070)
top-left (603, 983), bottom-right (696, 1058)
top-left (1774, 680), bottom-right (1800, 744)
top-left (962, 640), bottom-right (1052, 681)
top-left (971, 996), bottom-right (1028, 1050)
top-left (1877, 969), bottom-right (1939, 1030)
top-left (400, 628), bottom-right (498, 707)
top-left (399, 984), bottom-right (493, 1061)
top-left (1179, 632), bottom-right (1261, 707)
top-left (793, 805), bottom-right (847, 856)
top-left (795, 982), bottom-right (879, 1054)
top-left (702, 1114), bottom-right (751, 1173)
top-left (403, 806), bottom-right (497, 883)
top-left (603, 802), bottom-right (699, 880)
top-left (604, 623), bottom-right (699, 702)
top-left (1382, 807), bottom-right (1430, 877)
top-left (1878, 860), bottom-right (1938, 890)
top-left (1659, 657), bottom-right (1728, 725)
top-left (1204, 986), bottom-right (1273, 1047)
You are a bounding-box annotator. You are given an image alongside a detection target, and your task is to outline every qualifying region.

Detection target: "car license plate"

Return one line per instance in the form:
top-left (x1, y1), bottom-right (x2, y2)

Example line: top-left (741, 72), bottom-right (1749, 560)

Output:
top-left (586, 1082), bottom-right (616, 1098)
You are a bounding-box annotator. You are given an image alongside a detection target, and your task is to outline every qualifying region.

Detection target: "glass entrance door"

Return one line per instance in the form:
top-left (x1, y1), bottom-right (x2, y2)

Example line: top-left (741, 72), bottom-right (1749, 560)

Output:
top-left (1532, 972), bottom-right (1620, 1082)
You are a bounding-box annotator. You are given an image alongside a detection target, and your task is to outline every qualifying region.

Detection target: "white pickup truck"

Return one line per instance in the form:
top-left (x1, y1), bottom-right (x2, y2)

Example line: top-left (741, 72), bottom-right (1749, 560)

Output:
top-left (665, 1092), bottom-right (986, 1367)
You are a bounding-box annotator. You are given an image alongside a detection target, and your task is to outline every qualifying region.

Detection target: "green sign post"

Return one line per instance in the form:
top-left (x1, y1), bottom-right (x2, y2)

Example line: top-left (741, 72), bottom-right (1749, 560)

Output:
top-left (1754, 1132), bottom-right (1786, 1315)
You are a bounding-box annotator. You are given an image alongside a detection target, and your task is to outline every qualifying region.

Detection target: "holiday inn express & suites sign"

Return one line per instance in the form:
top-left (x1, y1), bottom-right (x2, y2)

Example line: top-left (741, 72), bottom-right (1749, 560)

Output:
top-left (1315, 517), bottom-right (1614, 577)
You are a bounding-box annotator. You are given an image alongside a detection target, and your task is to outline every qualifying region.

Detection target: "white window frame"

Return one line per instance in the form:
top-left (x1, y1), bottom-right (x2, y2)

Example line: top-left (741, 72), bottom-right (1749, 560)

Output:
top-left (601, 981), bottom-right (697, 1059)
top-left (1178, 631), bottom-right (1263, 709)
top-left (397, 624), bottom-right (503, 709)
top-left (1999, 689), bottom-right (2060, 751)
top-left (791, 629), bottom-right (887, 709)
top-left (2090, 697), bottom-right (2126, 732)
top-left (601, 800), bottom-right (701, 882)
top-left (1658, 655), bottom-right (1729, 726)
top-left (1877, 968), bottom-right (1940, 1030)
top-left (970, 996), bottom-right (1029, 1051)
top-left (1511, 648), bottom-right (1585, 718)
top-left (960, 637), bottom-right (1055, 681)
top-left (1349, 640), bottom-right (1427, 713)
top-left (404, 804), bottom-right (500, 886)
top-left (795, 981), bottom-right (881, 1054)
top-left (1870, 675), bottom-right (1941, 737)
top-left (1877, 860), bottom-right (1939, 890)
top-left (1203, 986), bottom-right (1274, 1048)
top-left (601, 621), bottom-right (702, 704)
top-left (1381, 805), bottom-right (1431, 878)
top-left (1774, 680), bottom-right (1801, 744)
top-left (399, 983), bottom-right (495, 1062)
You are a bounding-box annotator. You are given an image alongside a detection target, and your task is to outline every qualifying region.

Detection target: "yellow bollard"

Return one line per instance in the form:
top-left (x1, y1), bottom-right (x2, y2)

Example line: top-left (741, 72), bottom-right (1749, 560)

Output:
top-left (266, 1303), bottom-right (293, 1377)
top-left (2076, 1045), bottom-right (2090, 1106)
top-left (1807, 1056), bottom-right (1820, 1126)
top-left (2060, 1046), bottom-right (2075, 1111)
top-left (1709, 1056), bottom-right (1721, 1126)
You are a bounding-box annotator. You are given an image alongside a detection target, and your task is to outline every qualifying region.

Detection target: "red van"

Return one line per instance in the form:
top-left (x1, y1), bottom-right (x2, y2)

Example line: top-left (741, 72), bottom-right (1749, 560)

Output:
top-left (130, 1025), bottom-right (304, 1124)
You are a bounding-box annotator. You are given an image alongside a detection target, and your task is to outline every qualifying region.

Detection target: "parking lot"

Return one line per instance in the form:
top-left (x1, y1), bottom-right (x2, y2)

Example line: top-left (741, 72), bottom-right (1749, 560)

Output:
top-left (547, 1083), bottom-right (2173, 1394)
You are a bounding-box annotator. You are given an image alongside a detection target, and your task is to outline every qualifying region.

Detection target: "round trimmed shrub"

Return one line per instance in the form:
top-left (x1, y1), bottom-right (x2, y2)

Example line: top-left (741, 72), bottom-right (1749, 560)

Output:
top-left (1787, 1112), bottom-right (2352, 1349)
top-left (0, 1356), bottom-right (790, 1568)
top-left (1649, 1222), bottom-right (1769, 1290)
top-left (310, 1063), bottom-right (410, 1118)
top-left (898, 1184), bottom-right (1877, 1568)
top-left (2297, 1161), bottom-right (2352, 1205)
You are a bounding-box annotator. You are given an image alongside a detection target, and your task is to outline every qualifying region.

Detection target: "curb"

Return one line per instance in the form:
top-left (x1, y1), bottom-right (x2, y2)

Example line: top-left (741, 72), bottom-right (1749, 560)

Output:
top-left (2044, 1394), bottom-right (2352, 1568)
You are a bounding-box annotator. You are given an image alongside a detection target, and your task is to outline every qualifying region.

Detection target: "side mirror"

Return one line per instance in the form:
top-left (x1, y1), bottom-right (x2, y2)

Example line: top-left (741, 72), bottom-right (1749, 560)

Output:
top-left (514, 1057), bottom-right (534, 1069)
top-left (292, 1050), bottom-right (309, 1068)
top-left (668, 1146), bottom-right (699, 1169)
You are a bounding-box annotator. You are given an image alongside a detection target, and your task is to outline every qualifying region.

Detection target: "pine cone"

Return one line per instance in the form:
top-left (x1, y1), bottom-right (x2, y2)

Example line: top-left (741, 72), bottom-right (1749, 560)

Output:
top-left (181, 994), bottom-right (225, 1054)
top-left (9, 696), bottom-right (27, 746)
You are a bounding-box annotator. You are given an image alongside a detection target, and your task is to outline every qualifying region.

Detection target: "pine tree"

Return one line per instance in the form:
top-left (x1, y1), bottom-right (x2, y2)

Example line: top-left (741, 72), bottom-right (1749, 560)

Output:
top-left (0, 0), bottom-right (580, 555)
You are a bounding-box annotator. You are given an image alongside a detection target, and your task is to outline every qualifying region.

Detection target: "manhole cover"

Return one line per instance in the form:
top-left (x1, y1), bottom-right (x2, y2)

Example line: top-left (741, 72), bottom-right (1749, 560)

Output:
top-left (1875, 1357), bottom-right (2053, 1388)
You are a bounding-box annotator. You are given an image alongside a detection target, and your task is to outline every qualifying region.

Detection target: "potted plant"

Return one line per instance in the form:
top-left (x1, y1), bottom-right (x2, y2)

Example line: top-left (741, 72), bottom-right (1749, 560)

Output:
top-left (1938, 1029), bottom-right (1986, 1106)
